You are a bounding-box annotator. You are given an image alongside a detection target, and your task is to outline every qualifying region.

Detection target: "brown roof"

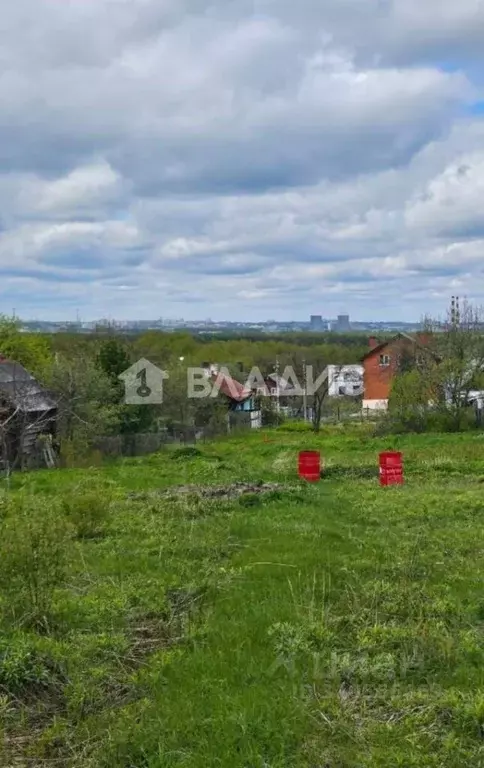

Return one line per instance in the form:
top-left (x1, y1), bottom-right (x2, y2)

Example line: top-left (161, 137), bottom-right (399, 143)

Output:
top-left (210, 372), bottom-right (252, 402)
top-left (361, 332), bottom-right (438, 362)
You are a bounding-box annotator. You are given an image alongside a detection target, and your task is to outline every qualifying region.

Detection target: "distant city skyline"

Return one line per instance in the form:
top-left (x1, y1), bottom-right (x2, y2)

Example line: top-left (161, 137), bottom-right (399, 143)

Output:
top-left (3, 305), bottom-right (440, 326)
top-left (16, 314), bottom-right (424, 336)
top-left (1, 3), bottom-right (484, 328)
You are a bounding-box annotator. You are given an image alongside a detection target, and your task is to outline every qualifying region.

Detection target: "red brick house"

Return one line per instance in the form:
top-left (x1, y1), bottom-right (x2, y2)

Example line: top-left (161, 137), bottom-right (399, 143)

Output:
top-left (362, 333), bottom-right (434, 410)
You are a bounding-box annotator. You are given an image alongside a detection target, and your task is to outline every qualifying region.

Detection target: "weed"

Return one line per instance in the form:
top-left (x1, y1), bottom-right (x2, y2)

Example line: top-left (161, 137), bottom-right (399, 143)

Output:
top-left (171, 446), bottom-right (202, 460)
top-left (0, 635), bottom-right (66, 699)
top-left (0, 496), bottom-right (74, 629)
top-left (3, 427), bottom-right (484, 767)
top-left (63, 488), bottom-right (113, 539)
top-left (238, 493), bottom-right (261, 508)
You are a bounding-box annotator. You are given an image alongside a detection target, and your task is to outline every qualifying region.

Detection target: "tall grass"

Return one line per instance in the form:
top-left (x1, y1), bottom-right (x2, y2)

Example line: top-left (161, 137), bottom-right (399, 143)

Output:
top-left (0, 428), bottom-right (484, 766)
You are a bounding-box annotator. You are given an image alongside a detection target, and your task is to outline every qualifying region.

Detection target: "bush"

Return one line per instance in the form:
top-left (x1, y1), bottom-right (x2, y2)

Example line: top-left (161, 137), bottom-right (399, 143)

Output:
top-left (0, 497), bottom-right (74, 628)
top-left (376, 406), bottom-right (478, 436)
top-left (425, 407), bottom-right (477, 433)
top-left (62, 489), bottom-right (113, 539)
top-left (260, 399), bottom-right (285, 427)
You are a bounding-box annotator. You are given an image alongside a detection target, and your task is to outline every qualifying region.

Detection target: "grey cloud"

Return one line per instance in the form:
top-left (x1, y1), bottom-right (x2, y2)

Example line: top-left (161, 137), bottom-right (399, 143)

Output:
top-left (0, 0), bottom-right (484, 320)
top-left (0, 1), bottom-right (471, 190)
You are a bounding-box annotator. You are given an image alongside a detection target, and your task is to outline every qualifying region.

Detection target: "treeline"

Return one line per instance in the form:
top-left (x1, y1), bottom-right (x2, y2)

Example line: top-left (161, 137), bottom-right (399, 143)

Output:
top-left (49, 329), bottom-right (368, 371)
top-left (0, 318), bottom-right (368, 463)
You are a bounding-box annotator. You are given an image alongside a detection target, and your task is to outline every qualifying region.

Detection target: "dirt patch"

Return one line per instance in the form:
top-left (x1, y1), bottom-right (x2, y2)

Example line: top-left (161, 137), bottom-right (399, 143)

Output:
top-left (126, 589), bottom-right (207, 669)
top-left (125, 616), bottom-right (178, 667)
top-left (129, 481), bottom-right (285, 502)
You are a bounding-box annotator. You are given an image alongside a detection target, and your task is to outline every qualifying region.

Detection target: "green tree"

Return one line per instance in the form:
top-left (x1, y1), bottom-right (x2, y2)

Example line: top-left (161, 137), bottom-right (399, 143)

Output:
top-left (388, 370), bottom-right (433, 432)
top-left (97, 338), bottom-right (158, 435)
top-left (45, 353), bottom-right (120, 455)
top-left (97, 338), bottom-right (131, 381)
top-left (0, 316), bottom-right (52, 377)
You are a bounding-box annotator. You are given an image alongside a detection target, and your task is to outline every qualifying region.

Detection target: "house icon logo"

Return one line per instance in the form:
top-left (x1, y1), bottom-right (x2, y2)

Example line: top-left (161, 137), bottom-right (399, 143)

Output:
top-left (118, 358), bottom-right (168, 405)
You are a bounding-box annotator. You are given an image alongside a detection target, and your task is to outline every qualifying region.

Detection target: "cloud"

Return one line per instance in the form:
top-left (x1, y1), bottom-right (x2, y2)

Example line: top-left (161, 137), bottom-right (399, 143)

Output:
top-left (0, 0), bottom-right (483, 320)
top-left (405, 151), bottom-right (484, 237)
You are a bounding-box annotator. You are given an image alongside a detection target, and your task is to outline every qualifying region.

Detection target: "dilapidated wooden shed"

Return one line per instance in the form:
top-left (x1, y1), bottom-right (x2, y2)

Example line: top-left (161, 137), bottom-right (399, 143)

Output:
top-left (0, 357), bottom-right (58, 470)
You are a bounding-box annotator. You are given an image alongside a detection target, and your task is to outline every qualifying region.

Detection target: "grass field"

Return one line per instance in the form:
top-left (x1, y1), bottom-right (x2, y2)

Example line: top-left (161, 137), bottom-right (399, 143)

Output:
top-left (2, 424), bottom-right (484, 766)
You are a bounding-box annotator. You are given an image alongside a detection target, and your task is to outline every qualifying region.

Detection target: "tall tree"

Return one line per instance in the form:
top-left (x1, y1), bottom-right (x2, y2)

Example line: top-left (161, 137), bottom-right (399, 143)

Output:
top-left (97, 338), bottom-right (158, 434)
top-left (0, 316), bottom-right (52, 377)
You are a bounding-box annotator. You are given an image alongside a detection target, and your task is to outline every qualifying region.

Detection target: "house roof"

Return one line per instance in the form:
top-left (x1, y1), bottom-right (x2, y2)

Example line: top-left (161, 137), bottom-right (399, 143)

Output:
top-left (210, 372), bottom-right (252, 402)
top-left (0, 360), bottom-right (57, 413)
top-left (361, 332), bottom-right (437, 362)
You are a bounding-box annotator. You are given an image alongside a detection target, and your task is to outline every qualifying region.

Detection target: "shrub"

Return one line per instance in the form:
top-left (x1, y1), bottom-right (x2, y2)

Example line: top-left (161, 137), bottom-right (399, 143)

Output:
top-left (0, 497), bottom-right (74, 628)
top-left (62, 488), bottom-right (113, 539)
top-left (260, 399), bottom-right (285, 427)
top-left (376, 405), bottom-right (478, 436)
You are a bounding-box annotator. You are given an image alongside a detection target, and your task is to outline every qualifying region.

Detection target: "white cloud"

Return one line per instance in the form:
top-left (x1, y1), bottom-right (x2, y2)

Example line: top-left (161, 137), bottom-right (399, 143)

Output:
top-left (0, 0), bottom-right (483, 320)
top-left (36, 162), bottom-right (122, 214)
top-left (405, 152), bottom-right (484, 236)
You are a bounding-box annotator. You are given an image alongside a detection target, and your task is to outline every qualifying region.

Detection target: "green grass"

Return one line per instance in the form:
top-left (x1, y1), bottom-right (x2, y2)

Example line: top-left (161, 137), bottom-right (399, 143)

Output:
top-left (2, 425), bottom-right (484, 766)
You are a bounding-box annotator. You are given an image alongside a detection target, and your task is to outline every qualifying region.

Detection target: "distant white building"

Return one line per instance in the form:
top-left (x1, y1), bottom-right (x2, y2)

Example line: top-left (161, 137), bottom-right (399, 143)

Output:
top-left (325, 365), bottom-right (364, 397)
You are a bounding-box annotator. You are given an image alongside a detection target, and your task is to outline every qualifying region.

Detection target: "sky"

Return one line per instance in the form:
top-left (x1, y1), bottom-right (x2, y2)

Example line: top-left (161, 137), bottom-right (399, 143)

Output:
top-left (1, 0), bottom-right (484, 322)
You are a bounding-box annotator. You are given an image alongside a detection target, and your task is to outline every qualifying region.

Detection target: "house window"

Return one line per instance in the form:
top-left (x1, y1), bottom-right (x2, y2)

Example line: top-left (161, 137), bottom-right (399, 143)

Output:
top-left (379, 354), bottom-right (391, 367)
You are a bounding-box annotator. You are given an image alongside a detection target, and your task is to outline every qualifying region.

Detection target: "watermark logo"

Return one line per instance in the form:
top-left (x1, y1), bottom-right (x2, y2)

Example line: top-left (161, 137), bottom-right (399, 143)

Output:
top-left (118, 358), bottom-right (169, 404)
top-left (118, 360), bottom-right (359, 404)
top-left (186, 365), bottom-right (332, 398)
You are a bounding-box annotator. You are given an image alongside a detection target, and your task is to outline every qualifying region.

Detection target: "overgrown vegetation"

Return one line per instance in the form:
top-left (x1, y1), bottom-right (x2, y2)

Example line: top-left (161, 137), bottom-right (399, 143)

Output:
top-left (1, 426), bottom-right (484, 766)
top-left (387, 301), bottom-right (484, 434)
top-left (0, 316), bottom-right (369, 462)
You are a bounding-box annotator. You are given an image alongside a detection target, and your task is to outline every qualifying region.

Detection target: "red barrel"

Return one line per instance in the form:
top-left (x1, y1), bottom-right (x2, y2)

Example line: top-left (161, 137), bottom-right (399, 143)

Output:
top-left (379, 451), bottom-right (403, 486)
top-left (298, 451), bottom-right (321, 482)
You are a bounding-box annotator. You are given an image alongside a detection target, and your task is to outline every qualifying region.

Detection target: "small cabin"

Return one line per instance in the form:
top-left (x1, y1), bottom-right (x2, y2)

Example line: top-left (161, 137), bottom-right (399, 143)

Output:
top-left (0, 357), bottom-right (58, 470)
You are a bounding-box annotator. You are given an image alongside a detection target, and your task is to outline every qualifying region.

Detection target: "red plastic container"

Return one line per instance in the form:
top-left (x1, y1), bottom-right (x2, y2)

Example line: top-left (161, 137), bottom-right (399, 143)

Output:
top-left (379, 451), bottom-right (403, 486)
top-left (298, 451), bottom-right (321, 482)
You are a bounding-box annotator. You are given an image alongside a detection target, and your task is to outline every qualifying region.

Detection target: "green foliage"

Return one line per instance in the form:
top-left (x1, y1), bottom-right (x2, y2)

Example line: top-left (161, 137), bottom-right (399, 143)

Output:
top-left (0, 315), bottom-right (52, 377)
top-left (4, 429), bottom-right (484, 765)
top-left (97, 339), bottom-right (158, 435)
top-left (97, 338), bottom-right (131, 382)
top-left (238, 492), bottom-right (261, 508)
top-left (276, 420), bottom-right (312, 432)
top-left (259, 397), bottom-right (285, 426)
top-left (62, 488), bottom-right (113, 539)
top-left (193, 397), bottom-right (229, 432)
top-left (171, 446), bottom-right (202, 460)
top-left (0, 635), bottom-right (64, 697)
top-left (388, 370), bottom-right (433, 432)
top-left (387, 368), bottom-right (479, 435)
top-left (0, 497), bottom-right (73, 627)
top-left (45, 353), bottom-right (120, 459)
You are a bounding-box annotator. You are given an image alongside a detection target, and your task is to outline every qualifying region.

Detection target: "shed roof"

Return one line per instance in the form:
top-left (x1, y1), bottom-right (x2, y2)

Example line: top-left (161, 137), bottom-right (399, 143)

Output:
top-left (0, 360), bottom-right (57, 412)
